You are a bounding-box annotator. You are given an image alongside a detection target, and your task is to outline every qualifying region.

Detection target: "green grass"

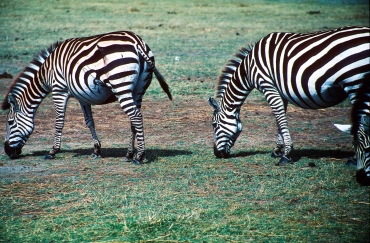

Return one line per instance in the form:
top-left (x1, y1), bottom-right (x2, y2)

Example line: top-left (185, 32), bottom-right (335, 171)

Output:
top-left (1, 0), bottom-right (369, 242)
top-left (1, 149), bottom-right (369, 242)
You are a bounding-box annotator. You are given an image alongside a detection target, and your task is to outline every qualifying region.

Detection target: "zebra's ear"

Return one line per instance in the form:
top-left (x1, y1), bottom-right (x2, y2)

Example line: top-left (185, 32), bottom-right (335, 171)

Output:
top-left (8, 94), bottom-right (19, 112)
top-left (208, 97), bottom-right (220, 112)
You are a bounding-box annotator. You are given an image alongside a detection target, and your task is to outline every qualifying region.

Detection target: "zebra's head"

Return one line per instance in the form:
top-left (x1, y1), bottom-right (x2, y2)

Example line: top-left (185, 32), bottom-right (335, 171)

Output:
top-left (335, 116), bottom-right (370, 186)
top-left (3, 94), bottom-right (34, 159)
top-left (208, 97), bottom-right (242, 158)
top-left (353, 116), bottom-right (370, 186)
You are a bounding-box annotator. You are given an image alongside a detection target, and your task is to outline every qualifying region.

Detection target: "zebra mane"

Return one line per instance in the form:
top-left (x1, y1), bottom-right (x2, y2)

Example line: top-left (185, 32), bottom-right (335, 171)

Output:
top-left (215, 46), bottom-right (252, 98)
top-left (351, 76), bottom-right (370, 135)
top-left (1, 42), bottom-right (60, 110)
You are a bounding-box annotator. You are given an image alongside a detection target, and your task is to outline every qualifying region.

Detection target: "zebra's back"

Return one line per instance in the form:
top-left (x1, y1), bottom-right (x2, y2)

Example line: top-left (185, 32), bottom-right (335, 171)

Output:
top-left (249, 26), bottom-right (370, 109)
top-left (47, 31), bottom-right (153, 105)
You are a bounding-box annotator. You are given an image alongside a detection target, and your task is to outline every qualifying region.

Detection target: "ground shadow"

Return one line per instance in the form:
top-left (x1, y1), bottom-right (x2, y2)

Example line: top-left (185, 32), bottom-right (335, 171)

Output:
top-left (230, 149), bottom-right (353, 162)
top-left (28, 148), bottom-right (192, 163)
top-left (290, 149), bottom-right (354, 162)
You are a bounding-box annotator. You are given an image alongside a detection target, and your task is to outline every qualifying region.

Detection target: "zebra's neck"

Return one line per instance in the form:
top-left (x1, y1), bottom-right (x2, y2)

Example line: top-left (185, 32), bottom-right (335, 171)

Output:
top-left (5, 44), bottom-right (57, 116)
top-left (216, 48), bottom-right (254, 115)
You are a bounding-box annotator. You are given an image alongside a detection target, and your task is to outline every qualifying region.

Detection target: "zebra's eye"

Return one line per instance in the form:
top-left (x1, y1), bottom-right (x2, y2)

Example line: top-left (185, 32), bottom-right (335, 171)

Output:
top-left (212, 122), bottom-right (217, 128)
top-left (7, 108), bottom-right (16, 121)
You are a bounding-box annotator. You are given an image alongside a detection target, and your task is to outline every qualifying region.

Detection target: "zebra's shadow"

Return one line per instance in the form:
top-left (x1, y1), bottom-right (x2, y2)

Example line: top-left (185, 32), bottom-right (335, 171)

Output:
top-left (290, 149), bottom-right (354, 162)
top-left (231, 149), bottom-right (353, 163)
top-left (30, 148), bottom-right (192, 163)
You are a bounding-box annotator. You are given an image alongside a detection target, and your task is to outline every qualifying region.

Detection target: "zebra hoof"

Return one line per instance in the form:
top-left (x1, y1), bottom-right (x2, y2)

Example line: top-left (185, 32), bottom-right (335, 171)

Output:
top-left (271, 151), bottom-right (283, 158)
top-left (91, 153), bottom-right (102, 159)
top-left (133, 159), bottom-right (143, 165)
top-left (125, 152), bottom-right (134, 162)
top-left (45, 154), bottom-right (55, 160)
top-left (346, 158), bottom-right (356, 166)
top-left (275, 156), bottom-right (292, 166)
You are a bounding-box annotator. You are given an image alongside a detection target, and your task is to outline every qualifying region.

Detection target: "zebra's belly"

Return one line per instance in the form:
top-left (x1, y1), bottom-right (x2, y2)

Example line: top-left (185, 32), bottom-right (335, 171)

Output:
top-left (69, 77), bottom-right (114, 105)
top-left (282, 84), bottom-right (347, 109)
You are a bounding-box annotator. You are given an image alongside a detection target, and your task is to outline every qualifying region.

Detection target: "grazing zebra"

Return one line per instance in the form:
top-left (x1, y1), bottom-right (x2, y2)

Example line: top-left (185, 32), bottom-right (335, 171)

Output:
top-left (2, 31), bottom-right (172, 164)
top-left (335, 81), bottom-right (370, 186)
top-left (208, 26), bottom-right (369, 184)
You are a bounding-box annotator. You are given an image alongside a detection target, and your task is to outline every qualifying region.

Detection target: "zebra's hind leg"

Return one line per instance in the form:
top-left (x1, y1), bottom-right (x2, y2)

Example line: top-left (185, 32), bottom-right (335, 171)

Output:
top-left (125, 125), bottom-right (136, 162)
top-left (129, 113), bottom-right (146, 165)
top-left (123, 107), bottom-right (146, 165)
top-left (80, 103), bottom-right (102, 159)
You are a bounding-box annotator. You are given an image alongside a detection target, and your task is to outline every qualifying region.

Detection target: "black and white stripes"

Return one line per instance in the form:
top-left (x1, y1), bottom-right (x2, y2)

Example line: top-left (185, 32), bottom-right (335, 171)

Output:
top-left (209, 26), bottom-right (369, 184)
top-left (2, 31), bottom-right (172, 164)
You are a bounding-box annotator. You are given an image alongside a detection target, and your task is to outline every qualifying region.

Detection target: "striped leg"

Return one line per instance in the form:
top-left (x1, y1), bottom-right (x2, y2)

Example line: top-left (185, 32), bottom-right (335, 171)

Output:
top-left (80, 103), bottom-right (102, 159)
top-left (125, 110), bottom-right (145, 164)
top-left (45, 92), bottom-right (70, 159)
top-left (271, 100), bottom-right (289, 158)
top-left (272, 129), bottom-right (285, 158)
top-left (123, 106), bottom-right (145, 164)
top-left (264, 90), bottom-right (293, 165)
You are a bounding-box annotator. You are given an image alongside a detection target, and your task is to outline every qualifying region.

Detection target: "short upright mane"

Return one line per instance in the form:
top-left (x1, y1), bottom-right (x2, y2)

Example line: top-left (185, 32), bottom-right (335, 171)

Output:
top-left (215, 46), bottom-right (251, 98)
top-left (1, 42), bottom-right (60, 110)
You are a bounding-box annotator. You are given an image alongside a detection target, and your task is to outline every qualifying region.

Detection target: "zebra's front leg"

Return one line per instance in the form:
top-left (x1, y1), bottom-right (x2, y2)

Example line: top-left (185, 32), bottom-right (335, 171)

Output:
top-left (45, 93), bottom-right (69, 159)
top-left (80, 103), bottom-right (102, 159)
top-left (271, 130), bottom-right (285, 158)
top-left (265, 92), bottom-right (293, 165)
top-left (274, 125), bottom-right (293, 165)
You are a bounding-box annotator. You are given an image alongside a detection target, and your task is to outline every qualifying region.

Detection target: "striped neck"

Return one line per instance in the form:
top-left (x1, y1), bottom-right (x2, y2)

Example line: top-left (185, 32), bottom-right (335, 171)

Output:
top-left (216, 47), bottom-right (253, 115)
top-left (3, 43), bottom-right (58, 116)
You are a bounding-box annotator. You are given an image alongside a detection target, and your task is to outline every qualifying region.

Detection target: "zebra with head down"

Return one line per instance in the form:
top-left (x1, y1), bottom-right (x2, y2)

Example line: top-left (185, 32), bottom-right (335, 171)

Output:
top-left (2, 31), bottom-right (172, 164)
top-left (208, 26), bottom-right (369, 185)
top-left (335, 81), bottom-right (370, 186)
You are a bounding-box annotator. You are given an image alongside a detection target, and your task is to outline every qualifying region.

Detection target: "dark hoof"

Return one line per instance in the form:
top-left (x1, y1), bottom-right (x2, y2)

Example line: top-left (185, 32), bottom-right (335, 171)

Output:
top-left (133, 159), bottom-right (142, 165)
top-left (346, 158), bottom-right (356, 166)
top-left (271, 151), bottom-right (283, 158)
top-left (275, 156), bottom-right (292, 166)
top-left (125, 152), bottom-right (134, 162)
top-left (92, 153), bottom-right (102, 159)
top-left (45, 154), bottom-right (55, 160)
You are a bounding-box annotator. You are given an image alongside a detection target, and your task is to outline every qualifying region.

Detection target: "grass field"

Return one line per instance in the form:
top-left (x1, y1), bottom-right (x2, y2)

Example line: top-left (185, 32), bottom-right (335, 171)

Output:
top-left (0, 0), bottom-right (370, 242)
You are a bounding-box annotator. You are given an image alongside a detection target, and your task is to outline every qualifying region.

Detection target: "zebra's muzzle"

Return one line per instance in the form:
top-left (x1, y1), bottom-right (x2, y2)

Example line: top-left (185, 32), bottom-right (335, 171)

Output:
top-left (4, 141), bottom-right (22, 159)
top-left (356, 169), bottom-right (370, 186)
top-left (214, 143), bottom-right (230, 158)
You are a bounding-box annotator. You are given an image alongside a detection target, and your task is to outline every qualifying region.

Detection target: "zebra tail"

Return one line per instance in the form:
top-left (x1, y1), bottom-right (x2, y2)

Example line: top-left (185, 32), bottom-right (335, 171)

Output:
top-left (153, 67), bottom-right (172, 100)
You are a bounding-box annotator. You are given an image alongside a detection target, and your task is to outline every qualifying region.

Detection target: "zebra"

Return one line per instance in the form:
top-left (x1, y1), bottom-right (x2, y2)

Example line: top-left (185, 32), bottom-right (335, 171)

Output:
top-left (335, 81), bottom-right (370, 186)
top-left (2, 31), bottom-right (172, 164)
top-left (208, 26), bottom-right (369, 184)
